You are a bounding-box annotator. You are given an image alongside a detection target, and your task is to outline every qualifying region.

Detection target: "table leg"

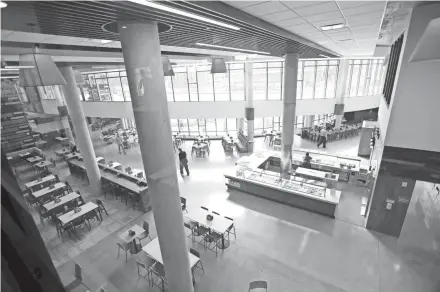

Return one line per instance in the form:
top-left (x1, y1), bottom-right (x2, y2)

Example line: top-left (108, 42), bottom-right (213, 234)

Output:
top-left (217, 233), bottom-right (230, 250)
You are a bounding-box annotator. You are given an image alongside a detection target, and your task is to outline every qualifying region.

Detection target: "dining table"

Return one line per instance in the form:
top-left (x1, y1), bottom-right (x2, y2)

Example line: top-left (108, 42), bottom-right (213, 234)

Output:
top-left (32, 182), bottom-right (66, 201)
top-left (119, 224), bottom-right (146, 254)
top-left (58, 202), bottom-right (101, 231)
top-left (43, 192), bottom-right (81, 213)
top-left (55, 148), bottom-right (71, 159)
top-left (34, 160), bottom-right (53, 169)
top-left (19, 152), bottom-right (32, 158)
top-left (25, 174), bottom-right (56, 190)
top-left (27, 156), bottom-right (43, 163)
top-left (185, 208), bottom-right (233, 249)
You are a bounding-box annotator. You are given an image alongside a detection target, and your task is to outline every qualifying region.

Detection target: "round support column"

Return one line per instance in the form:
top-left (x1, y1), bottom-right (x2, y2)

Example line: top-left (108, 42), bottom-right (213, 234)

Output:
top-left (281, 53), bottom-right (299, 177)
top-left (245, 61), bottom-right (254, 152)
top-left (58, 66), bottom-right (101, 194)
top-left (118, 20), bottom-right (194, 292)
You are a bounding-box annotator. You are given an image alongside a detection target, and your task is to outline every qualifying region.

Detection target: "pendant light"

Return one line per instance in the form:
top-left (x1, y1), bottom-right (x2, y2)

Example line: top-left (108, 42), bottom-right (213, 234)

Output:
top-left (211, 57), bottom-right (227, 74)
top-left (19, 45), bottom-right (66, 87)
top-left (162, 56), bottom-right (175, 76)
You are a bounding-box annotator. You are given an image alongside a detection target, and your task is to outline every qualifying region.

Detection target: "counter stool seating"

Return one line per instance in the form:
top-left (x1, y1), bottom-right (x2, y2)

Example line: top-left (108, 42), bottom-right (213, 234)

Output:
top-left (116, 241), bottom-right (130, 262)
top-left (64, 263), bottom-right (89, 292)
top-left (249, 280), bottom-right (268, 291)
top-left (224, 216), bottom-right (236, 239)
top-left (136, 256), bottom-right (157, 286)
top-left (151, 262), bottom-right (167, 292)
top-left (137, 221), bottom-right (152, 245)
top-left (190, 248), bottom-right (205, 279)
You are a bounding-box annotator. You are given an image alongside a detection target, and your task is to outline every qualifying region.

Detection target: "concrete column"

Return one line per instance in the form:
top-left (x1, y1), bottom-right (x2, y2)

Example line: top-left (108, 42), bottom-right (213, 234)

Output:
top-left (58, 66), bottom-right (101, 194)
top-left (305, 115), bottom-right (314, 128)
top-left (334, 59), bottom-right (350, 128)
top-left (245, 61), bottom-right (254, 152)
top-left (53, 85), bottom-right (74, 142)
top-left (119, 20), bottom-right (194, 292)
top-left (281, 53), bottom-right (299, 178)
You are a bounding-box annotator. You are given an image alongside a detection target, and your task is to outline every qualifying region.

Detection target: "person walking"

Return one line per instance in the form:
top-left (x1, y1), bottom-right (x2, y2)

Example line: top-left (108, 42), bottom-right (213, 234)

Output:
top-left (115, 132), bottom-right (126, 155)
top-left (178, 148), bottom-right (190, 176)
top-left (317, 127), bottom-right (328, 149)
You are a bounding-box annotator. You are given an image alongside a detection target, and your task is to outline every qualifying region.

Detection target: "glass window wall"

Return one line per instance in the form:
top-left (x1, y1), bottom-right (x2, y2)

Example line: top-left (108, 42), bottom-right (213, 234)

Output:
top-left (346, 59), bottom-right (385, 97)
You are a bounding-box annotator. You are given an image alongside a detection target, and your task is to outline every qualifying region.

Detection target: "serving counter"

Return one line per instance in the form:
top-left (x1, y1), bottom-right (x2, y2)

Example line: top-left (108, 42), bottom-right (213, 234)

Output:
top-left (225, 167), bottom-right (341, 217)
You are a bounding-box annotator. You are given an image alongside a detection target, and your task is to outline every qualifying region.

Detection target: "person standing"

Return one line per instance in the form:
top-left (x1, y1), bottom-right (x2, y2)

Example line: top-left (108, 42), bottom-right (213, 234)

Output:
top-left (302, 152), bottom-right (313, 168)
top-left (317, 127), bottom-right (328, 149)
top-left (115, 132), bottom-right (126, 155)
top-left (178, 148), bottom-right (190, 176)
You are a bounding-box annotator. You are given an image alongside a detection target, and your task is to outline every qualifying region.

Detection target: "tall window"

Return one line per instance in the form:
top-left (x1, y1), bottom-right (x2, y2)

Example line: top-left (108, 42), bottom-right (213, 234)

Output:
top-left (253, 63), bottom-right (267, 100)
top-left (213, 73), bottom-right (229, 101)
top-left (346, 59), bottom-right (385, 97)
top-left (197, 67), bottom-right (213, 101)
top-left (173, 67), bottom-right (190, 101)
top-left (229, 63), bottom-right (245, 101)
top-left (267, 62), bottom-right (282, 100)
top-left (303, 61), bottom-right (316, 99)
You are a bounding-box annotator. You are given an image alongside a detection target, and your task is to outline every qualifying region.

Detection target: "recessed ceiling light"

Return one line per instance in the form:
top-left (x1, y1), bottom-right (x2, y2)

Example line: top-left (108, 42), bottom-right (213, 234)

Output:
top-left (195, 43), bottom-right (270, 55)
top-left (0, 2), bottom-right (7, 8)
top-left (122, 25), bottom-right (127, 29)
top-left (128, 0), bottom-right (240, 31)
top-left (320, 23), bottom-right (346, 31)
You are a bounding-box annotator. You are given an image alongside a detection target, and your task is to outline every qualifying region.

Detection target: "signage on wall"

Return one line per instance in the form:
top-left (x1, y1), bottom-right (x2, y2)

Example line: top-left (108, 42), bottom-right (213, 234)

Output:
top-left (228, 179), bottom-right (241, 188)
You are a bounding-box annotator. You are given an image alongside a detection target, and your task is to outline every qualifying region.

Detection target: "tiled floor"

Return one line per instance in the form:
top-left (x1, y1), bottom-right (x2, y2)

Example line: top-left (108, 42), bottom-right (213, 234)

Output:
top-left (17, 127), bottom-right (440, 292)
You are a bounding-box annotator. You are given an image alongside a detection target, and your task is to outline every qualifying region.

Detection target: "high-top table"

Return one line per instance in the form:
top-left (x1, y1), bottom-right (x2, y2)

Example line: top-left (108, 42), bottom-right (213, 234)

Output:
top-left (27, 156), bottom-right (43, 163)
top-left (142, 237), bottom-right (199, 268)
top-left (185, 208), bottom-right (233, 249)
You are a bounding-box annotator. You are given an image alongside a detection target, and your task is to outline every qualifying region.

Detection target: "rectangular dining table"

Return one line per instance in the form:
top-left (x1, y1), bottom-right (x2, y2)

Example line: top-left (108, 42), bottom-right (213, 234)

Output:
top-left (25, 174), bottom-right (56, 190)
top-left (185, 208), bottom-right (233, 249)
top-left (32, 182), bottom-right (66, 201)
top-left (118, 224), bottom-right (145, 243)
top-left (34, 160), bottom-right (53, 169)
top-left (142, 237), bottom-right (199, 268)
top-left (27, 156), bottom-right (43, 163)
top-left (58, 202), bottom-right (100, 226)
top-left (43, 192), bottom-right (81, 212)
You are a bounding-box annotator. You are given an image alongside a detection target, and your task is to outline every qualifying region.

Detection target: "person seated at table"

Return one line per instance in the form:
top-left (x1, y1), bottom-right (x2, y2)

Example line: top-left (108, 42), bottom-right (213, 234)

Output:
top-left (178, 148), bottom-right (190, 176)
top-left (302, 152), bottom-right (312, 169)
top-left (70, 144), bottom-right (78, 153)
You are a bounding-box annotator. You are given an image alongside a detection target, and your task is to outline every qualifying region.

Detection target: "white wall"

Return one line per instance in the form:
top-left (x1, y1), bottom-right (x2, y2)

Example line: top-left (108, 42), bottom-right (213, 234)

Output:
top-left (73, 95), bottom-right (380, 120)
top-left (384, 3), bottom-right (440, 152)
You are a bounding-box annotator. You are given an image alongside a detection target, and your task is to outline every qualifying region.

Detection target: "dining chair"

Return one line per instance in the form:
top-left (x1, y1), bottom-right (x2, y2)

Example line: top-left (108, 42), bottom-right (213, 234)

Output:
top-left (151, 262), bottom-right (167, 292)
top-left (224, 216), bottom-right (236, 239)
top-left (64, 263), bottom-right (90, 292)
top-left (184, 222), bottom-right (196, 242)
top-left (96, 199), bottom-right (109, 216)
top-left (204, 230), bottom-right (222, 256)
top-left (180, 197), bottom-right (188, 213)
top-left (190, 248), bottom-right (205, 277)
top-left (137, 221), bottom-right (152, 245)
top-left (200, 206), bottom-right (208, 211)
top-left (116, 241), bottom-right (130, 262)
top-left (248, 280), bottom-right (268, 291)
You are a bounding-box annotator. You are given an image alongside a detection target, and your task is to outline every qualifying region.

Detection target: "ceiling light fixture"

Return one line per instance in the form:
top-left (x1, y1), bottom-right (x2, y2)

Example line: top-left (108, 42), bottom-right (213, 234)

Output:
top-left (195, 43), bottom-right (270, 55)
top-left (320, 23), bottom-right (346, 31)
top-left (5, 65), bottom-right (35, 69)
top-left (0, 2), bottom-right (7, 8)
top-left (337, 39), bottom-right (352, 43)
top-left (1, 76), bottom-right (19, 79)
top-left (318, 54), bottom-right (331, 58)
top-left (127, 0), bottom-right (240, 30)
top-left (100, 40), bottom-right (113, 44)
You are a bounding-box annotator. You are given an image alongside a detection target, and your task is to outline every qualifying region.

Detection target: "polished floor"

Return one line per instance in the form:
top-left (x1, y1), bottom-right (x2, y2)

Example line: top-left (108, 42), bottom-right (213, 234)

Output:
top-left (17, 128), bottom-right (440, 292)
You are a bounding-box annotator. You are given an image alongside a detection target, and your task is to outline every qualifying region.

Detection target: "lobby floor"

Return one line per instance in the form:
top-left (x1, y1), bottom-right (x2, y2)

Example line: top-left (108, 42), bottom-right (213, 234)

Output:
top-left (18, 129), bottom-right (440, 292)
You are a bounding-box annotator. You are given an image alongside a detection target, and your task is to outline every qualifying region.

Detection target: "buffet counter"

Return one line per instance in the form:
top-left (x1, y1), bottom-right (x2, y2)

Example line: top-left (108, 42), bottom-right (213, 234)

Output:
top-left (228, 152), bottom-right (342, 217)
